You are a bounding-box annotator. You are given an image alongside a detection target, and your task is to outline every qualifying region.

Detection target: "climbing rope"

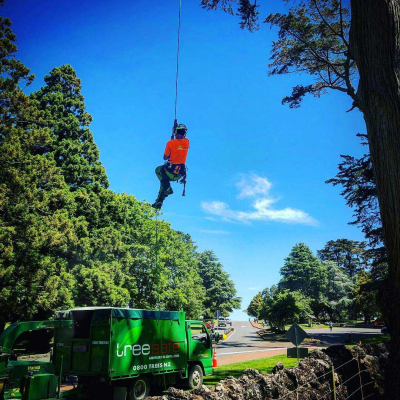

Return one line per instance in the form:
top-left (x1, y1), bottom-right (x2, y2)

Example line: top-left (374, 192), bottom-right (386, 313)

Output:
top-left (155, 0), bottom-right (182, 386)
top-left (174, 0), bottom-right (182, 121)
top-left (154, 210), bottom-right (167, 391)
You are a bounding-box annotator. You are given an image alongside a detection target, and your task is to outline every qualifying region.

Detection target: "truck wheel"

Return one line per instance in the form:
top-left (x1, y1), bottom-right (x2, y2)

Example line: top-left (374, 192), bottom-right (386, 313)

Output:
top-left (188, 365), bottom-right (203, 390)
top-left (129, 377), bottom-right (150, 400)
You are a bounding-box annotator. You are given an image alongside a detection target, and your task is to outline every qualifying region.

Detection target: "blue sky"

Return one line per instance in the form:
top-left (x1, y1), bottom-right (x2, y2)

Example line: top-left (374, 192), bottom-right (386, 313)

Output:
top-left (5, 0), bottom-right (367, 320)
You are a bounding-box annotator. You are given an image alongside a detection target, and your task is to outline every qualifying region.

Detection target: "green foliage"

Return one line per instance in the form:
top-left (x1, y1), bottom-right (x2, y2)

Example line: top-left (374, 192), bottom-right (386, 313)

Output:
top-left (352, 271), bottom-right (380, 323)
top-left (317, 238), bottom-right (369, 277)
top-left (200, 0), bottom-right (358, 107)
top-left (0, 18), bottom-right (76, 328)
top-left (197, 250), bottom-right (242, 318)
top-left (201, 0), bottom-right (260, 32)
top-left (0, 19), bottom-right (239, 329)
top-left (246, 292), bottom-right (263, 317)
top-left (261, 290), bottom-right (312, 330)
top-left (326, 134), bottom-right (387, 281)
top-left (30, 65), bottom-right (109, 189)
top-left (320, 261), bottom-right (354, 321)
top-left (265, 0), bottom-right (357, 108)
top-left (249, 243), bottom-right (376, 326)
top-left (279, 243), bottom-right (327, 302)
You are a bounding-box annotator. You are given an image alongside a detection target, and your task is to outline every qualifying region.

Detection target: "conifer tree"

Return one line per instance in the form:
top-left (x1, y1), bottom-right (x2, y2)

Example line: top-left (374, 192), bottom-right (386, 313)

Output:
top-left (30, 65), bottom-right (109, 189)
top-left (0, 18), bottom-right (76, 329)
top-left (279, 243), bottom-right (327, 305)
top-left (197, 250), bottom-right (242, 317)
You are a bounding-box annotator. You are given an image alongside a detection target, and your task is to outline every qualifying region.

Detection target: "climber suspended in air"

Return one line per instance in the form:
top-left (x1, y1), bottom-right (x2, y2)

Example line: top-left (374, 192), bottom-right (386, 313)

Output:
top-left (152, 120), bottom-right (189, 210)
top-left (152, 0), bottom-right (189, 211)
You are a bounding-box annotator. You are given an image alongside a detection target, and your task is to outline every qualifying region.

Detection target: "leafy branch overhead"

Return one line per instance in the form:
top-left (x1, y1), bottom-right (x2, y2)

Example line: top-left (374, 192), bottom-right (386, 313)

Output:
top-left (201, 0), bottom-right (261, 32)
top-left (265, 0), bottom-right (357, 108)
top-left (201, 0), bottom-right (358, 108)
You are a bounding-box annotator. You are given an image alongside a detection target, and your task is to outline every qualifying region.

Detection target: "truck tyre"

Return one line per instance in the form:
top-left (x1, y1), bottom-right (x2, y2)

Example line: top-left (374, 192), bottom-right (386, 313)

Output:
top-left (188, 365), bottom-right (203, 390)
top-left (129, 376), bottom-right (150, 400)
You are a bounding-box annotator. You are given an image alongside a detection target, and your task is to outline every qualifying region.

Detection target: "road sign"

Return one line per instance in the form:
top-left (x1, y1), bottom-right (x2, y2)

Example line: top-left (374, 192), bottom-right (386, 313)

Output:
top-left (285, 323), bottom-right (309, 346)
top-left (287, 347), bottom-right (309, 359)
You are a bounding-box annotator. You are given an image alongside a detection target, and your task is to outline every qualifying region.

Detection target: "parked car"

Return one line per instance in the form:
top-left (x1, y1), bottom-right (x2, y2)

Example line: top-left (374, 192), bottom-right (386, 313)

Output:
top-left (218, 317), bottom-right (227, 327)
top-left (226, 318), bottom-right (232, 326)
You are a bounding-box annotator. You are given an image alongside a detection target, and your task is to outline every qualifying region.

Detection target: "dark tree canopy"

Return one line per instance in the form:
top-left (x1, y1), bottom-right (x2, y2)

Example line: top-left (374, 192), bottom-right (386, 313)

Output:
top-left (200, 0), bottom-right (357, 108)
top-left (201, 0), bottom-right (260, 32)
top-left (327, 135), bottom-right (383, 248)
top-left (317, 238), bottom-right (369, 277)
top-left (326, 135), bottom-right (388, 282)
top-left (265, 0), bottom-right (356, 108)
top-left (31, 65), bottom-right (109, 189)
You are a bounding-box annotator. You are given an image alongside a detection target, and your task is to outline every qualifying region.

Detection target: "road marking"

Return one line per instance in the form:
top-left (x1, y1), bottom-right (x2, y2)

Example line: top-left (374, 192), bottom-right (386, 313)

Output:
top-left (218, 348), bottom-right (286, 355)
top-left (241, 326), bottom-right (246, 328)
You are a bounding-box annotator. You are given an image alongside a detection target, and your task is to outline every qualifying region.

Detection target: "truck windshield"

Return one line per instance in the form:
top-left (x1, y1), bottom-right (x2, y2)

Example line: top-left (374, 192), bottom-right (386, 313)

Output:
top-left (190, 325), bottom-right (207, 338)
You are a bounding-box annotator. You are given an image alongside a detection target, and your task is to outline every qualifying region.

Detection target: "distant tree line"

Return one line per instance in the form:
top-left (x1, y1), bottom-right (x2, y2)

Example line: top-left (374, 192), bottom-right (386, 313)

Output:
top-left (0, 16), bottom-right (241, 332)
top-left (247, 240), bottom-right (383, 330)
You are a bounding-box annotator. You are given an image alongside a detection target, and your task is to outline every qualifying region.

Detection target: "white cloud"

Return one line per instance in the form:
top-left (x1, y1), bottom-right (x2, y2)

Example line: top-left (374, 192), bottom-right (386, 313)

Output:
top-left (201, 174), bottom-right (318, 226)
top-left (236, 174), bottom-right (272, 199)
top-left (199, 229), bottom-right (230, 235)
top-left (248, 286), bottom-right (262, 291)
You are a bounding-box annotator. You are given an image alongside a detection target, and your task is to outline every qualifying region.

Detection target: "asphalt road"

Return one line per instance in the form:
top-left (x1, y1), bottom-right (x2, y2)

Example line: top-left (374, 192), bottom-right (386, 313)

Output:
top-left (304, 326), bottom-right (383, 345)
top-left (217, 321), bottom-right (384, 359)
top-left (216, 321), bottom-right (286, 359)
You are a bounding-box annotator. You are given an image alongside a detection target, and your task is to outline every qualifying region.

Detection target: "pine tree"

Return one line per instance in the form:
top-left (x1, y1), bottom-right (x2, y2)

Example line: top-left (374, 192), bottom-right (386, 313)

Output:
top-left (279, 243), bottom-right (327, 302)
top-left (30, 65), bottom-right (109, 189)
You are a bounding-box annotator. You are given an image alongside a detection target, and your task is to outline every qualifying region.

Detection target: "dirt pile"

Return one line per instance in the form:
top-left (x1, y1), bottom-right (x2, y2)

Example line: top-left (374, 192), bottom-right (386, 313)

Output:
top-left (148, 342), bottom-right (388, 400)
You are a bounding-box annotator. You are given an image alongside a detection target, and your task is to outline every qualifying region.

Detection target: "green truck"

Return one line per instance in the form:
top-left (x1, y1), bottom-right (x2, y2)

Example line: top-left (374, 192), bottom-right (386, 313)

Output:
top-left (0, 307), bottom-right (213, 399)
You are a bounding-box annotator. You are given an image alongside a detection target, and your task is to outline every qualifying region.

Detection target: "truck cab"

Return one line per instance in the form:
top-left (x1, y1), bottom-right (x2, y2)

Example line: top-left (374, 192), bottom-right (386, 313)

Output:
top-left (186, 321), bottom-right (213, 375)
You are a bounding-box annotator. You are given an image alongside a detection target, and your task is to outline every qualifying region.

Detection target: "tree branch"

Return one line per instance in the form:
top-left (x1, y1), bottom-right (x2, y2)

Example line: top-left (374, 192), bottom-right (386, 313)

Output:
top-left (338, 0), bottom-right (350, 48)
top-left (312, 0), bottom-right (341, 38)
top-left (288, 29), bottom-right (346, 79)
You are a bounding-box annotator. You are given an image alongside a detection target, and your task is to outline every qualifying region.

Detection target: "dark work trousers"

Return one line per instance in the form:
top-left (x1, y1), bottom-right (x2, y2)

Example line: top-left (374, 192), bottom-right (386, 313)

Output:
top-left (155, 164), bottom-right (184, 203)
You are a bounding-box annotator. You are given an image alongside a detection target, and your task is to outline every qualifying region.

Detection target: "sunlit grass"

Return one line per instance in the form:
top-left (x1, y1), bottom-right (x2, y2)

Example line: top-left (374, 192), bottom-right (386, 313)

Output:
top-left (203, 354), bottom-right (298, 386)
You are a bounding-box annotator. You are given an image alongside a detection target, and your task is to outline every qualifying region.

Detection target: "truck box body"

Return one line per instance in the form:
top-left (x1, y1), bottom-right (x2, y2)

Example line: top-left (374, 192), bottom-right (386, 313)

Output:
top-left (53, 308), bottom-right (212, 381)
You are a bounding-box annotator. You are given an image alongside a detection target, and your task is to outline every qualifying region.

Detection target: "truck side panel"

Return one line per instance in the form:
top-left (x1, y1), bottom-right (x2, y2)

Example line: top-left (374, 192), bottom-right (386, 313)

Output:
top-left (90, 315), bottom-right (111, 374)
top-left (110, 312), bottom-right (187, 379)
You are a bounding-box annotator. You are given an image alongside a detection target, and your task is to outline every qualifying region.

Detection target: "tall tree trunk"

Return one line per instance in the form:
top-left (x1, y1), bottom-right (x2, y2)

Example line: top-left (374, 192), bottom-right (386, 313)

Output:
top-left (350, 0), bottom-right (400, 397)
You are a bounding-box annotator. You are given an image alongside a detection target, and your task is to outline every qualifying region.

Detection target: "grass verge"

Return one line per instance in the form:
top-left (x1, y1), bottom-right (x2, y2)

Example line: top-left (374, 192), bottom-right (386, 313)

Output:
top-left (345, 334), bottom-right (390, 346)
top-left (203, 354), bottom-right (299, 387)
